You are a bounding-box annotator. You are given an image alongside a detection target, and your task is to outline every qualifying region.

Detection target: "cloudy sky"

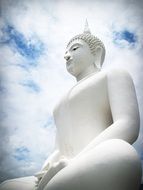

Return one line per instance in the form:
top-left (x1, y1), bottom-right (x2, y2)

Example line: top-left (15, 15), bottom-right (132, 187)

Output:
top-left (0, 0), bottom-right (143, 183)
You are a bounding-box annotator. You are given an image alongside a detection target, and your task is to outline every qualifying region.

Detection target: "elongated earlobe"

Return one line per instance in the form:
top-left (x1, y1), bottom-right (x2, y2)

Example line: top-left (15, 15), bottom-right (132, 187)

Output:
top-left (94, 46), bottom-right (102, 70)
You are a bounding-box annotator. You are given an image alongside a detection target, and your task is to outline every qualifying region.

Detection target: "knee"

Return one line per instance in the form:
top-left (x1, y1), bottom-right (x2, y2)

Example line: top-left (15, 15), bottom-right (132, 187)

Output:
top-left (95, 139), bottom-right (142, 175)
top-left (0, 177), bottom-right (36, 190)
top-left (89, 139), bottom-right (142, 189)
top-left (97, 139), bottom-right (140, 159)
top-left (42, 139), bottom-right (142, 190)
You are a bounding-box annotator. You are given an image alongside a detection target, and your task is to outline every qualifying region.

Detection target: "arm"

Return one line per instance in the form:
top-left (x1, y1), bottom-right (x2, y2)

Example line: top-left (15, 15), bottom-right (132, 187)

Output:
top-left (41, 150), bottom-right (61, 171)
top-left (78, 69), bottom-right (140, 156)
top-left (41, 133), bottom-right (61, 170)
top-left (36, 140), bottom-right (68, 189)
top-left (35, 150), bottom-right (60, 181)
top-left (35, 135), bottom-right (62, 186)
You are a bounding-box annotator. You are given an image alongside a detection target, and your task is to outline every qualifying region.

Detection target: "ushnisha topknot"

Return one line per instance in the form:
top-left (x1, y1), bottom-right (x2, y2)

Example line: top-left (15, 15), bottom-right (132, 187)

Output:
top-left (67, 20), bottom-right (106, 66)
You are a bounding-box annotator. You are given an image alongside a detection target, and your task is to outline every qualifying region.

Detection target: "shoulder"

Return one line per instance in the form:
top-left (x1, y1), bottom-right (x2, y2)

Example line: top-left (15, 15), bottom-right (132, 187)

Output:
top-left (105, 69), bottom-right (135, 95)
top-left (106, 69), bottom-right (133, 82)
top-left (91, 69), bottom-right (133, 86)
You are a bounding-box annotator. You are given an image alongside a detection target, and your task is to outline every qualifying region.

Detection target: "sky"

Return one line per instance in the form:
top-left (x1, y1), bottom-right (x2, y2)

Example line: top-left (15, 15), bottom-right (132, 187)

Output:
top-left (0, 0), bottom-right (143, 183)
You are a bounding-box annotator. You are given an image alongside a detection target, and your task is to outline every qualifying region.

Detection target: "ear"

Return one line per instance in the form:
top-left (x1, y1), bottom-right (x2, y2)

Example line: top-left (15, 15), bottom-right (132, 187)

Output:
top-left (94, 46), bottom-right (103, 69)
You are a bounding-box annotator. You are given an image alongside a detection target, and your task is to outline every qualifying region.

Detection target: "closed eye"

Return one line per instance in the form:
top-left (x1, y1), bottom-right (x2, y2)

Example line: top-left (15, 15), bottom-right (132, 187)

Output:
top-left (72, 46), bottom-right (79, 51)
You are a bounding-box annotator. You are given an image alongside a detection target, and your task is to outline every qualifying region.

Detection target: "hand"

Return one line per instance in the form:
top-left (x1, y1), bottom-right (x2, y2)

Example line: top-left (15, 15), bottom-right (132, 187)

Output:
top-left (55, 157), bottom-right (69, 169)
top-left (41, 150), bottom-right (60, 171)
top-left (45, 158), bottom-right (69, 179)
top-left (36, 158), bottom-right (69, 190)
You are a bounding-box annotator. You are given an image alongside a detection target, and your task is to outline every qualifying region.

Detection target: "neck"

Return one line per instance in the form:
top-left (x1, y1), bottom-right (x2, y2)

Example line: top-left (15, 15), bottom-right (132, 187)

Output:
top-left (76, 65), bottom-right (99, 82)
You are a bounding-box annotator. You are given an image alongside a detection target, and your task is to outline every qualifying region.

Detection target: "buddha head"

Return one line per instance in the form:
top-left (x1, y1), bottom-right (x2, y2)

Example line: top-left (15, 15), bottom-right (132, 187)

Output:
top-left (64, 21), bottom-right (106, 79)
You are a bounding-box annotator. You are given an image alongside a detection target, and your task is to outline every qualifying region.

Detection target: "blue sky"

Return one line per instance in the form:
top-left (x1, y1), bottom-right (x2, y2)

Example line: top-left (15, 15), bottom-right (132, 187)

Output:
top-left (113, 30), bottom-right (137, 48)
top-left (0, 0), bottom-right (143, 183)
top-left (1, 25), bottom-right (44, 59)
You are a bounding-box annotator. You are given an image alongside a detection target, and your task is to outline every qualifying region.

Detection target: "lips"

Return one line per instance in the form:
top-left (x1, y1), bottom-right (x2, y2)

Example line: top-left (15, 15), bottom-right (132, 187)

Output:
top-left (66, 59), bottom-right (72, 66)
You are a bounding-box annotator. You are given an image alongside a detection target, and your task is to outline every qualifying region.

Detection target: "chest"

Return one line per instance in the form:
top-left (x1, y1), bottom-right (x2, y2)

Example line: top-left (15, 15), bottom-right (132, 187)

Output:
top-left (53, 73), bottom-right (111, 129)
top-left (68, 76), bottom-right (108, 116)
top-left (53, 73), bottom-right (113, 156)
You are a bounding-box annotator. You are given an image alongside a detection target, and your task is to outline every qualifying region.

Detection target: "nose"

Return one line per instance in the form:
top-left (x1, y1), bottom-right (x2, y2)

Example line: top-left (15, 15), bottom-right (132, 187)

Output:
top-left (64, 52), bottom-right (71, 61)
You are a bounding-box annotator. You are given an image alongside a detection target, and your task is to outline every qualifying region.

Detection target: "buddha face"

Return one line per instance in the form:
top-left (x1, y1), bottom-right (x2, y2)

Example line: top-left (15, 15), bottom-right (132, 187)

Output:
top-left (64, 39), bottom-right (95, 77)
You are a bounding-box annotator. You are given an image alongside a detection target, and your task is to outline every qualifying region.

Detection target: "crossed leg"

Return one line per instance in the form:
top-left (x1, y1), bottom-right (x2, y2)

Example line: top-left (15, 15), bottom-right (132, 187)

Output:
top-left (44, 139), bottom-right (142, 190)
top-left (0, 176), bottom-right (36, 190)
top-left (0, 139), bottom-right (141, 190)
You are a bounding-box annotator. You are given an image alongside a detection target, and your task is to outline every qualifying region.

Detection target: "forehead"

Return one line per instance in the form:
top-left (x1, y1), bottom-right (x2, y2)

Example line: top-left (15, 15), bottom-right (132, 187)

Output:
top-left (66, 39), bottom-right (88, 51)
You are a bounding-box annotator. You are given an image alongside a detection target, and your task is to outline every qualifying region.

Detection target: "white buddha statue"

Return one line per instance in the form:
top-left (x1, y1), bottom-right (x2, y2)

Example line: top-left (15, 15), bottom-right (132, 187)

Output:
top-left (0, 22), bottom-right (142, 190)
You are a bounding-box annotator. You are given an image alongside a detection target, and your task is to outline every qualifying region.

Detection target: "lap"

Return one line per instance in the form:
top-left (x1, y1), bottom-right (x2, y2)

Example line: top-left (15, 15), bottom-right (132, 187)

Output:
top-left (44, 139), bottom-right (142, 190)
top-left (0, 176), bottom-right (36, 190)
